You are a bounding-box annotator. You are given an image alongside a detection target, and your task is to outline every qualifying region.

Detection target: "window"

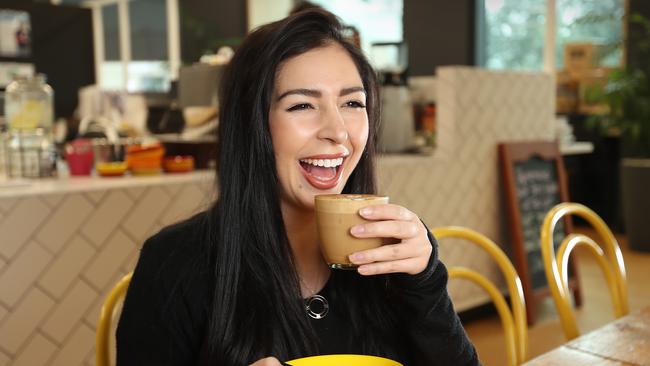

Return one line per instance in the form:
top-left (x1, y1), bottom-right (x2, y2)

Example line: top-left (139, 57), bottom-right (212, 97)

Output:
top-left (482, 0), bottom-right (546, 70)
top-left (84, 0), bottom-right (180, 92)
top-left (99, 3), bottom-right (124, 90)
top-left (480, 0), bottom-right (624, 71)
top-left (555, 0), bottom-right (624, 68)
top-left (310, 0), bottom-right (403, 61)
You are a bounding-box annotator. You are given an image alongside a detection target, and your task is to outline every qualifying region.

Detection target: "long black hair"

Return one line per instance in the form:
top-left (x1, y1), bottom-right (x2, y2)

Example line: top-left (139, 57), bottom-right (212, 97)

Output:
top-left (204, 9), bottom-right (398, 365)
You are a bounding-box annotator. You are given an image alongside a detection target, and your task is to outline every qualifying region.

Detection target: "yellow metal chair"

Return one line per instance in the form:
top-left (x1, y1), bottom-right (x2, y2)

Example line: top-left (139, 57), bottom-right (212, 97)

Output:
top-left (433, 226), bottom-right (528, 366)
top-left (541, 202), bottom-right (628, 340)
top-left (96, 272), bottom-right (132, 366)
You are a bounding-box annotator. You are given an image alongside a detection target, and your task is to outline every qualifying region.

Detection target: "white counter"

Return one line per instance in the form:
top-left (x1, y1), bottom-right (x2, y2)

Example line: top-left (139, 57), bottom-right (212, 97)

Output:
top-left (377, 67), bottom-right (558, 313)
top-left (0, 171), bottom-right (215, 198)
top-left (559, 141), bottom-right (595, 156)
top-left (0, 171), bottom-right (214, 366)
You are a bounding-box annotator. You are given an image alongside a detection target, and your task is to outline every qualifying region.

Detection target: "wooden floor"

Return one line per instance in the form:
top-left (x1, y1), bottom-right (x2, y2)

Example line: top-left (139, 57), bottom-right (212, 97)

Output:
top-left (462, 228), bottom-right (650, 365)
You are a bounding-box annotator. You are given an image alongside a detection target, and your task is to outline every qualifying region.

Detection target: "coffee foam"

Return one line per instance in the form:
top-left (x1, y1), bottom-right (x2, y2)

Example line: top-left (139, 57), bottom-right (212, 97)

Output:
top-left (314, 194), bottom-right (388, 214)
top-left (316, 194), bottom-right (378, 201)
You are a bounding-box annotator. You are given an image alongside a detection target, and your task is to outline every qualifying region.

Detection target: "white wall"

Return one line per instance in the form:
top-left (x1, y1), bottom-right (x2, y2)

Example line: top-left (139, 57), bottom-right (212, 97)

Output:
top-left (377, 66), bottom-right (556, 310)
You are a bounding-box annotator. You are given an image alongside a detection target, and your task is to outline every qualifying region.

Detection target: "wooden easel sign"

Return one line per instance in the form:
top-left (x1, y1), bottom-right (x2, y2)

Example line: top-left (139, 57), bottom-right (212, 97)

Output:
top-left (499, 141), bottom-right (582, 325)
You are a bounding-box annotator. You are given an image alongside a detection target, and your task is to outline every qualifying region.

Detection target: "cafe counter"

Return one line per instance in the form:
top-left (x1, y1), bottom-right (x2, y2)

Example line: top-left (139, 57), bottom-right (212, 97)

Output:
top-left (0, 171), bottom-right (214, 365)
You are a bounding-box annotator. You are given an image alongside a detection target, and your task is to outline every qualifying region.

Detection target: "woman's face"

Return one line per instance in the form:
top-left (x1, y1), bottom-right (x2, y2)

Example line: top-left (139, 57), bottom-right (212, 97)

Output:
top-left (269, 43), bottom-right (369, 211)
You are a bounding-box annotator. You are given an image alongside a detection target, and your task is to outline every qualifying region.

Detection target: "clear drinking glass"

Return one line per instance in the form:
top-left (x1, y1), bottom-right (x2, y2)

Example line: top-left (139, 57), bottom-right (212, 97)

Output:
top-left (315, 194), bottom-right (389, 269)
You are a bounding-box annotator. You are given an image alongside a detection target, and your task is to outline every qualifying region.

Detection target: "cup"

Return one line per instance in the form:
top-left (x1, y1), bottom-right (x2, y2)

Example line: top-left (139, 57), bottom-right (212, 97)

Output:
top-left (65, 138), bottom-right (94, 176)
top-left (315, 194), bottom-right (388, 270)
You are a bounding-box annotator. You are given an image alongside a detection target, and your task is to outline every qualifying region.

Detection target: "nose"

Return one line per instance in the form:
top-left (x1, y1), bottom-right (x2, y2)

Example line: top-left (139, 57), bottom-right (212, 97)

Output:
top-left (317, 106), bottom-right (348, 144)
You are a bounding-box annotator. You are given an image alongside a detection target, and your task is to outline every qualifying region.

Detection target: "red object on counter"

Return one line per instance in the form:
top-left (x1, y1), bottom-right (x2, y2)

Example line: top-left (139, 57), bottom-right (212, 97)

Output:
top-left (65, 139), bottom-right (94, 176)
top-left (163, 155), bottom-right (195, 173)
top-left (422, 103), bottom-right (436, 134)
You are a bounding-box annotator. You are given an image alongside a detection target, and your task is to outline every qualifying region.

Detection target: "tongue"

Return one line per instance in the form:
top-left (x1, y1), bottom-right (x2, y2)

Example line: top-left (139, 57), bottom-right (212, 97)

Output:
top-left (307, 165), bottom-right (336, 180)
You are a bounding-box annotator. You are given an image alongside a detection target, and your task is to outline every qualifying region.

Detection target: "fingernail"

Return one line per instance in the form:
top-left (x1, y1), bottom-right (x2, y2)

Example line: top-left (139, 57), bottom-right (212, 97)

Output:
top-left (349, 252), bottom-right (365, 262)
top-left (358, 266), bottom-right (370, 275)
top-left (359, 207), bottom-right (373, 216)
top-left (351, 225), bottom-right (365, 235)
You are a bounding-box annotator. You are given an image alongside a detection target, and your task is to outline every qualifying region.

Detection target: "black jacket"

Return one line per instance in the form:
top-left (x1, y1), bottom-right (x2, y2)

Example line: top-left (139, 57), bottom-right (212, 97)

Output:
top-left (116, 212), bottom-right (479, 365)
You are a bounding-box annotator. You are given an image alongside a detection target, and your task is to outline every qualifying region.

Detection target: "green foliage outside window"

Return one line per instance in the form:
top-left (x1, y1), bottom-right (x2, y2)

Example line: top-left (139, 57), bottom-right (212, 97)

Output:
top-left (483, 0), bottom-right (624, 70)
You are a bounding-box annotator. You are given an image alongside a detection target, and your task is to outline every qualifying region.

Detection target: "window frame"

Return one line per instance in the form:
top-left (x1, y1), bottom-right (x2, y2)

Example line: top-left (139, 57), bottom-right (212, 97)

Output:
top-left (79, 0), bottom-right (180, 91)
top-left (477, 0), bottom-right (628, 73)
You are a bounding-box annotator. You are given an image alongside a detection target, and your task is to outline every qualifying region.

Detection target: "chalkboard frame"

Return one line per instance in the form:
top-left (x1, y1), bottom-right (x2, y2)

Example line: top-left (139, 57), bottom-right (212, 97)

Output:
top-left (499, 141), bottom-right (583, 325)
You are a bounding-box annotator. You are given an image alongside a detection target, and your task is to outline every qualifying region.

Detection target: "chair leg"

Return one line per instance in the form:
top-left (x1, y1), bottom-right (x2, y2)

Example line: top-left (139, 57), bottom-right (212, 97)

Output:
top-left (573, 283), bottom-right (583, 307)
top-left (526, 297), bottom-right (536, 325)
top-left (569, 252), bottom-right (584, 307)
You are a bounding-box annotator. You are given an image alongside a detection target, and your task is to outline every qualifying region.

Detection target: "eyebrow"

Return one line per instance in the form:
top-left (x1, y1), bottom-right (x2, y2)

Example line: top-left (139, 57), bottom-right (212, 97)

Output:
top-left (276, 86), bottom-right (366, 101)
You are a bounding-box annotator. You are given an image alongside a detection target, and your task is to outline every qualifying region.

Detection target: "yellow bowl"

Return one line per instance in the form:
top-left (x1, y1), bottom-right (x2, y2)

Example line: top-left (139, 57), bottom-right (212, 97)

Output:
top-left (96, 162), bottom-right (128, 177)
top-left (285, 355), bottom-right (402, 366)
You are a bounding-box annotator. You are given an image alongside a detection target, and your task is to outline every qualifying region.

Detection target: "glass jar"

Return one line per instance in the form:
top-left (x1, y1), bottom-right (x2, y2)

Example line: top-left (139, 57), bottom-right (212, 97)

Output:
top-left (4, 74), bottom-right (56, 178)
top-left (5, 74), bottom-right (53, 131)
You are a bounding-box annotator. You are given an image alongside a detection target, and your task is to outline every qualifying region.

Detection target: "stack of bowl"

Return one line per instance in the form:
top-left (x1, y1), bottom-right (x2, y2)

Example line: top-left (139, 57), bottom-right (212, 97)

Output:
top-left (126, 143), bottom-right (165, 175)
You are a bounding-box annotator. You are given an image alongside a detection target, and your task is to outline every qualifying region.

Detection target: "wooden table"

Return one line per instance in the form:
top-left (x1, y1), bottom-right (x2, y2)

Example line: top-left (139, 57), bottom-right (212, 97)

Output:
top-left (523, 306), bottom-right (650, 365)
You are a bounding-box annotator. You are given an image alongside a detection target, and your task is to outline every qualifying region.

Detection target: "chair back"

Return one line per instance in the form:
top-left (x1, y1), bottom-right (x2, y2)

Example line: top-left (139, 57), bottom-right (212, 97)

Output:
top-left (433, 226), bottom-right (528, 366)
top-left (96, 272), bottom-right (132, 366)
top-left (541, 202), bottom-right (628, 340)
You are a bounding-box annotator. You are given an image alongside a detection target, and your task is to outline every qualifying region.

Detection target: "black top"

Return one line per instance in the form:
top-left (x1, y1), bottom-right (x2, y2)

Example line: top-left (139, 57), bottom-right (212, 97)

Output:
top-left (116, 212), bottom-right (479, 365)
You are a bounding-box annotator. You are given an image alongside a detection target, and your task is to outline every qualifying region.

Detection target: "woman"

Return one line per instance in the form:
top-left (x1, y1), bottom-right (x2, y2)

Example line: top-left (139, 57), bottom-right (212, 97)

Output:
top-left (117, 9), bottom-right (479, 366)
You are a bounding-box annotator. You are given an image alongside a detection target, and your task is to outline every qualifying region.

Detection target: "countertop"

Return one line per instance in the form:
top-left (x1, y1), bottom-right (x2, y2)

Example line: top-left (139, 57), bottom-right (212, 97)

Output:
top-left (559, 141), bottom-right (594, 156)
top-left (0, 170), bottom-right (214, 199)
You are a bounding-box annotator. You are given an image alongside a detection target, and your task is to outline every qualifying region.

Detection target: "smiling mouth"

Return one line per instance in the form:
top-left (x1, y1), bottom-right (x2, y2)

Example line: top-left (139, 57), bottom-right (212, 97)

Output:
top-left (298, 156), bottom-right (347, 190)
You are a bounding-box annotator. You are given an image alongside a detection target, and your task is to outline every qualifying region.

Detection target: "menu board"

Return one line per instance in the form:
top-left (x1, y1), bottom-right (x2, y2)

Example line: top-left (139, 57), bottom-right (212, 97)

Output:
top-left (499, 141), bottom-right (580, 324)
top-left (514, 157), bottom-right (566, 289)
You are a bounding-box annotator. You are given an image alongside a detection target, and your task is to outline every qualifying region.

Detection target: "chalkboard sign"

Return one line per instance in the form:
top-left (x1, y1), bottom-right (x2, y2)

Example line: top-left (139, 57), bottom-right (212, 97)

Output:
top-left (514, 158), bottom-right (566, 289)
top-left (499, 141), bottom-right (582, 325)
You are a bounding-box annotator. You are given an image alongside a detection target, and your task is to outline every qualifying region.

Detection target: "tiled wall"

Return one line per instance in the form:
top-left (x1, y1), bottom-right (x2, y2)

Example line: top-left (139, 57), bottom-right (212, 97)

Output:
top-left (378, 66), bottom-right (555, 310)
top-left (0, 180), bottom-right (214, 366)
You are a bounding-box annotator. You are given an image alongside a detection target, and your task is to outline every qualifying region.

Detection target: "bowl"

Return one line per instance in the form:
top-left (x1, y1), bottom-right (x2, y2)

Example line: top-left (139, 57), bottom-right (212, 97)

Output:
top-left (127, 158), bottom-right (162, 170)
top-left (126, 142), bottom-right (165, 175)
top-left (126, 143), bottom-right (165, 159)
top-left (96, 162), bottom-right (128, 177)
top-left (163, 155), bottom-right (194, 173)
top-left (285, 355), bottom-right (402, 366)
top-left (159, 138), bottom-right (216, 169)
top-left (130, 167), bottom-right (162, 176)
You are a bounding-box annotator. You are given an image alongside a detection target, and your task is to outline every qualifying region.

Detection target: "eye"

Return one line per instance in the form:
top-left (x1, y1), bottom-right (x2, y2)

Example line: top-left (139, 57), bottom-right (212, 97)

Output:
top-left (287, 103), bottom-right (314, 112)
top-left (343, 100), bottom-right (366, 109)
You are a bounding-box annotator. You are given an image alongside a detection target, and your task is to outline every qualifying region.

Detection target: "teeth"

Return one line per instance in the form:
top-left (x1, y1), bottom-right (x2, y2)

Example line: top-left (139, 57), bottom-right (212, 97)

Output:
top-left (300, 157), bottom-right (344, 168)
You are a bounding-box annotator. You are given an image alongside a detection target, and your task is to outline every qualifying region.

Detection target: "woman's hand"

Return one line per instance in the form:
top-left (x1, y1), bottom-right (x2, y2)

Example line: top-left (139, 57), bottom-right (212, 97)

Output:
top-left (250, 357), bottom-right (283, 366)
top-left (348, 204), bottom-right (432, 276)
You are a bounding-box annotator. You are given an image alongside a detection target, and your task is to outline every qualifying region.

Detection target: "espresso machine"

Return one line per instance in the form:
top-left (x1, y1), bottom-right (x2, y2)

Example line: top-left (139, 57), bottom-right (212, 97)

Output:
top-left (371, 42), bottom-right (415, 153)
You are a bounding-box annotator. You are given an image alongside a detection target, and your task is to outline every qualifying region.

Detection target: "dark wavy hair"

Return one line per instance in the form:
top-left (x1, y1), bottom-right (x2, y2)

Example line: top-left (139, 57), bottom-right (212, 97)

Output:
top-left (203, 9), bottom-right (400, 365)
